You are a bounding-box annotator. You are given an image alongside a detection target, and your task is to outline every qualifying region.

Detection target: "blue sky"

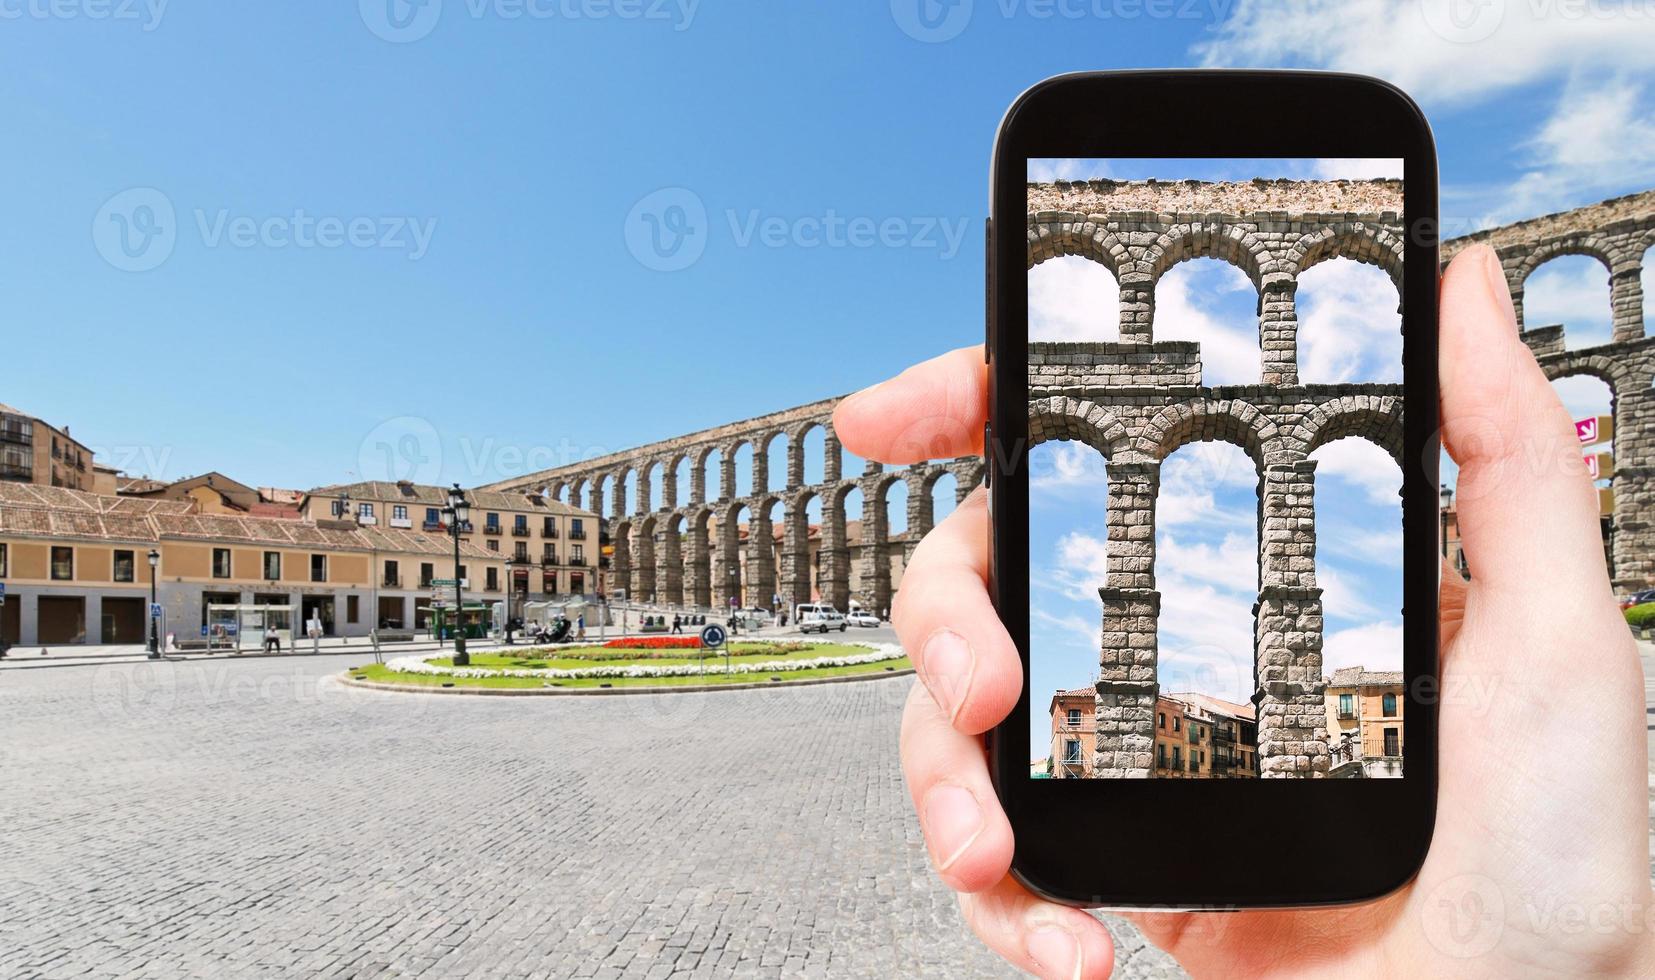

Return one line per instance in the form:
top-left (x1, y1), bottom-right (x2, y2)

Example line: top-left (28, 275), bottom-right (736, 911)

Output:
top-left (5, 2), bottom-right (1652, 497)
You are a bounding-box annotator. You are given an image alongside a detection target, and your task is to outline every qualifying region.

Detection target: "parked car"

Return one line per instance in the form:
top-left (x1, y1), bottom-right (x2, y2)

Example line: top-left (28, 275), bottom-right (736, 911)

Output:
top-left (1620, 588), bottom-right (1655, 611)
top-left (737, 608), bottom-right (774, 629)
top-left (847, 610), bottom-right (880, 628)
top-left (796, 604), bottom-right (848, 634)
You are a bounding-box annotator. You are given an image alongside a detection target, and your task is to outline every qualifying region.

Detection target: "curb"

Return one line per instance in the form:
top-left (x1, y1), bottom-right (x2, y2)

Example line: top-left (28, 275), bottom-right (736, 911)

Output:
top-left (335, 666), bottom-right (915, 697)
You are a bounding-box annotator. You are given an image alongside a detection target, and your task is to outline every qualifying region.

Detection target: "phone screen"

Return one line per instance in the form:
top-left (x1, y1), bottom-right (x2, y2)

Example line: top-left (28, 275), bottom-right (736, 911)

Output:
top-left (1025, 159), bottom-right (1406, 781)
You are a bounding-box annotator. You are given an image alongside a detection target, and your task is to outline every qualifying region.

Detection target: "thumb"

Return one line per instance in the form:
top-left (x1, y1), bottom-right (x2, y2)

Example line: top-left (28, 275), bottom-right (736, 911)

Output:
top-left (1439, 245), bottom-right (1614, 604)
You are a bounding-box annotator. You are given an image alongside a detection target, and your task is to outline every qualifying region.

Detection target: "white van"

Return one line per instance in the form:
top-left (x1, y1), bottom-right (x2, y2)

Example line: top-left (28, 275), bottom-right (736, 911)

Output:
top-left (795, 604), bottom-right (848, 634)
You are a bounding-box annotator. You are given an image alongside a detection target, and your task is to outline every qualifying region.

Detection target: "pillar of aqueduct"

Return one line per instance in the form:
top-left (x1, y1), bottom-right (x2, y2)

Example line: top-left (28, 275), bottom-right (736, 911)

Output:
top-left (486, 182), bottom-right (1653, 779)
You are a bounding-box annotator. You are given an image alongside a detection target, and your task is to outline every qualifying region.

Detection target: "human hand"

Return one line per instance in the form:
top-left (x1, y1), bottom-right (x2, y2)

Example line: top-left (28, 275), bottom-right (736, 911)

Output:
top-left (831, 245), bottom-right (1654, 979)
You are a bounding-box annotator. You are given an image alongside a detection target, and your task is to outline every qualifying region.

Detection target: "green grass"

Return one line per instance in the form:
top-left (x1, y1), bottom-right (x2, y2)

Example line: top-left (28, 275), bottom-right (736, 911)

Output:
top-left (344, 643), bottom-right (911, 690)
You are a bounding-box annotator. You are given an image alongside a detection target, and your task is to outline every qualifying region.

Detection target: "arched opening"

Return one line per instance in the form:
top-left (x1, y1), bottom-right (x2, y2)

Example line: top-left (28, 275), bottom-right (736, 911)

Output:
top-left (702, 447), bottom-right (725, 502)
top-left (928, 469), bottom-right (959, 531)
top-left (1308, 436), bottom-right (1403, 673)
top-left (1643, 244), bottom-right (1654, 337)
top-left (1555, 371), bottom-right (1616, 576)
top-left (687, 509), bottom-right (713, 608)
top-left (799, 423), bottom-right (827, 487)
top-left (1154, 441), bottom-right (1259, 733)
top-left (828, 484), bottom-right (861, 613)
top-left (733, 442), bottom-right (755, 499)
top-left (783, 491), bottom-right (820, 610)
top-left (1296, 257), bottom-right (1402, 385)
top-left (623, 469), bottom-right (639, 517)
top-left (1153, 258), bottom-right (1261, 386)
top-left (842, 441), bottom-right (872, 482)
top-left (646, 460), bottom-right (665, 512)
top-left (634, 515), bottom-right (657, 604)
top-left (611, 518), bottom-right (632, 600)
top-left (672, 455), bottom-right (692, 509)
top-left (1029, 255), bottom-right (1120, 341)
top-left (763, 430), bottom-right (789, 493)
top-left (656, 513), bottom-right (685, 607)
top-left (1525, 254), bottom-right (1613, 350)
top-left (595, 475), bottom-right (614, 520)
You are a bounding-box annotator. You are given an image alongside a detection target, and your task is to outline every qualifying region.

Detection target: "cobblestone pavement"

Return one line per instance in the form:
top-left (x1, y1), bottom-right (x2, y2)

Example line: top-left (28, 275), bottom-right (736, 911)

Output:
top-left (0, 654), bottom-right (1183, 979)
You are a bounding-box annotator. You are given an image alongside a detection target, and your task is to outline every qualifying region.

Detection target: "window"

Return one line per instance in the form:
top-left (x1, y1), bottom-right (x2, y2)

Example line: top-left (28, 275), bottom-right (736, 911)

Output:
top-left (572, 545), bottom-right (585, 563)
top-left (419, 563), bottom-right (434, 587)
top-left (514, 543), bottom-right (528, 561)
top-left (1383, 727), bottom-right (1400, 756)
top-left (543, 518), bottom-right (556, 536)
top-left (514, 515), bottom-right (527, 533)
top-left (1157, 712), bottom-right (1165, 729)
top-left (0, 542), bottom-right (8, 577)
top-left (1172, 746), bottom-right (1182, 769)
top-left (569, 571), bottom-right (584, 593)
top-left (358, 502), bottom-right (374, 518)
top-left (1066, 708), bottom-right (1080, 727)
top-left (487, 539), bottom-right (499, 552)
top-left (457, 565), bottom-right (467, 585)
top-left (425, 507), bottom-right (441, 525)
top-left (262, 551), bottom-right (281, 580)
top-left (51, 546), bottom-right (73, 580)
top-left (1173, 716), bottom-right (1181, 732)
top-left (213, 548), bottom-right (232, 579)
top-left (113, 550), bottom-right (135, 583)
top-left (347, 595), bottom-right (360, 624)
top-left (1157, 744), bottom-right (1167, 766)
top-left (1382, 693), bottom-right (1398, 717)
top-left (486, 567), bottom-right (499, 591)
top-left (384, 560), bottom-right (399, 587)
top-left (1339, 693), bottom-right (1354, 718)
top-left (486, 513), bottom-right (500, 530)
top-left (393, 505), bottom-right (408, 521)
top-left (543, 544), bottom-right (556, 560)
top-left (544, 572), bottom-right (558, 594)
top-left (1063, 739), bottom-right (1081, 764)
top-left (310, 554), bottom-right (327, 583)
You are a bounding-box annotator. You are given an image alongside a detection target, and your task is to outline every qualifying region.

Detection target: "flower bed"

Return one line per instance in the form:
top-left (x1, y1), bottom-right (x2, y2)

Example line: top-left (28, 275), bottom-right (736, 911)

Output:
top-left (604, 636), bottom-right (701, 650)
top-left (384, 642), bottom-right (905, 681)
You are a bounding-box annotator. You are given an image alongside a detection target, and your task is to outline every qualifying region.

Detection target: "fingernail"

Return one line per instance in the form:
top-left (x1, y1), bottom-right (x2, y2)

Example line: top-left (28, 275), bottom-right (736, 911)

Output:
top-left (1027, 926), bottom-right (1081, 980)
top-left (921, 628), bottom-right (974, 722)
top-left (1477, 245), bottom-right (1518, 332)
top-left (921, 783), bottom-right (983, 873)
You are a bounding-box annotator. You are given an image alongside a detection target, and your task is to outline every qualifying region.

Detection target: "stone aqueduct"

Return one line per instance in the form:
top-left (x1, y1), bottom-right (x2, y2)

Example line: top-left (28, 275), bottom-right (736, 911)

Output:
top-left (488, 181), bottom-right (1655, 778)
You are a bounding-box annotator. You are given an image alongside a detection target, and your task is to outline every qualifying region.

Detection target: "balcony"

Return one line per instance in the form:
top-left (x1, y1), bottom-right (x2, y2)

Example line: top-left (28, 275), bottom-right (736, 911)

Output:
top-left (567, 528), bottom-right (587, 540)
top-left (599, 556), bottom-right (612, 569)
top-left (568, 556), bottom-right (587, 567)
top-left (541, 555), bottom-right (558, 567)
top-left (511, 526), bottom-right (531, 537)
top-left (1337, 709), bottom-right (1356, 720)
top-left (0, 425), bottom-right (31, 446)
top-left (357, 514), bottom-right (379, 526)
top-left (421, 520), bottom-right (446, 532)
top-left (383, 576), bottom-right (403, 588)
top-left (389, 516), bottom-right (412, 529)
top-left (0, 462), bottom-right (32, 481)
top-left (483, 524), bottom-right (503, 536)
top-left (542, 524), bottom-right (558, 538)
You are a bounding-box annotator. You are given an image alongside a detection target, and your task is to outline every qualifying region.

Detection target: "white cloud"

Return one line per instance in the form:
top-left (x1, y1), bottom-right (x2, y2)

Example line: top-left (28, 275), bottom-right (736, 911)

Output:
top-left (1028, 158), bottom-right (1110, 183)
top-left (1153, 260), bottom-right (1262, 385)
top-left (1310, 437), bottom-right (1403, 506)
top-left (1320, 524), bottom-right (1404, 569)
top-left (1550, 375), bottom-right (1613, 430)
top-left (1317, 562), bottom-right (1385, 624)
top-left (1194, 1), bottom-right (1655, 107)
top-left (1296, 258), bottom-right (1403, 384)
top-left (1322, 620), bottom-right (1404, 675)
top-left (1029, 441), bottom-right (1111, 498)
top-left (1313, 158), bottom-right (1404, 180)
top-left (1029, 254), bottom-right (1120, 342)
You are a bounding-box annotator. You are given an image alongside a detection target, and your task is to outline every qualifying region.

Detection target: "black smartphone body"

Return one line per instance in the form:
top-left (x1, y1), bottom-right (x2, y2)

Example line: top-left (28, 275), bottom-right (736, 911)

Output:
top-left (986, 70), bottom-right (1439, 909)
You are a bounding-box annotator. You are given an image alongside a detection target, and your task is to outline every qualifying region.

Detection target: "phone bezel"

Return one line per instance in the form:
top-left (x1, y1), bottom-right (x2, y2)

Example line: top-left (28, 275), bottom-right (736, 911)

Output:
top-left (987, 70), bottom-right (1440, 909)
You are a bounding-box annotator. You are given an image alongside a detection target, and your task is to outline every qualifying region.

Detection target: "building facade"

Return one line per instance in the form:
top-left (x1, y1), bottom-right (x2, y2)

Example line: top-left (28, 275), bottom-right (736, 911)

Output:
top-left (300, 480), bottom-right (604, 601)
top-left (0, 402), bottom-right (94, 492)
top-left (1323, 667), bottom-right (1404, 778)
top-left (1050, 688), bottom-right (1256, 779)
top-left (1048, 687), bottom-right (1096, 778)
top-left (0, 482), bottom-right (505, 647)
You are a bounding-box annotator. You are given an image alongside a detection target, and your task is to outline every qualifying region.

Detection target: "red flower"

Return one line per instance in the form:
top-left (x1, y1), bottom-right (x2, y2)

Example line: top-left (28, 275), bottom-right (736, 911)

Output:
top-left (602, 636), bottom-right (703, 650)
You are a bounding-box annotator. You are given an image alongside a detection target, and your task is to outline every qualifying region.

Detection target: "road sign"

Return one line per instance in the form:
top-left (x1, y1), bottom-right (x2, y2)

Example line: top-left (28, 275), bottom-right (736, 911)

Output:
top-left (1576, 414), bottom-right (1614, 445)
top-left (0, 582), bottom-right (7, 595)
top-left (700, 624), bottom-right (727, 649)
top-left (1586, 451), bottom-right (1615, 480)
top-left (431, 578), bottom-right (458, 587)
top-left (151, 603), bottom-right (163, 619)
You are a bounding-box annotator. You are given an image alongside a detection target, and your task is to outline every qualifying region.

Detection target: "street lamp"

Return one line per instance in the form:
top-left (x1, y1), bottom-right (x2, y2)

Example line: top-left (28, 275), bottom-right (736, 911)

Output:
top-left (504, 556), bottom-right (521, 645)
top-left (333, 491), bottom-right (352, 522)
top-left (146, 548), bottom-right (161, 659)
top-left (442, 484), bottom-right (472, 666)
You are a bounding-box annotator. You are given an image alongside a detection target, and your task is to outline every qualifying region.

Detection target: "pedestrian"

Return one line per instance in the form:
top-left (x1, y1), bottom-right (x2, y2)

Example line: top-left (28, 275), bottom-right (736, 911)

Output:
top-left (264, 629), bottom-right (280, 655)
top-left (672, 613), bottom-right (682, 634)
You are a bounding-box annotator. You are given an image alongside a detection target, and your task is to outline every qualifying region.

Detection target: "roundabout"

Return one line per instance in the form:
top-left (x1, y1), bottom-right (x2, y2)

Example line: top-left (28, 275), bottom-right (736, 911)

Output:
top-left (340, 638), bottom-right (913, 694)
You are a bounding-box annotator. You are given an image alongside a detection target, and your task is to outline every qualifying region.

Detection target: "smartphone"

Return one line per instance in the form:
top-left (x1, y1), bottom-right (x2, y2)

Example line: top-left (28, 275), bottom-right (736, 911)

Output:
top-left (986, 70), bottom-right (1439, 908)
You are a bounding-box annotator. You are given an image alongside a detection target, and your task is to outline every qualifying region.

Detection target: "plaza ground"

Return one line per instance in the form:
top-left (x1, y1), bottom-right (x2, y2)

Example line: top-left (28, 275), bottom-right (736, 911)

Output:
top-left (5, 635), bottom-right (1654, 977)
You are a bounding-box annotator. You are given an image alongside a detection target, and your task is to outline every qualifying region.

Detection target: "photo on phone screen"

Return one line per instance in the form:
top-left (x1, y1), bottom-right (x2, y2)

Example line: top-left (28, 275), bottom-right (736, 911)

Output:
top-left (1026, 159), bottom-right (1405, 780)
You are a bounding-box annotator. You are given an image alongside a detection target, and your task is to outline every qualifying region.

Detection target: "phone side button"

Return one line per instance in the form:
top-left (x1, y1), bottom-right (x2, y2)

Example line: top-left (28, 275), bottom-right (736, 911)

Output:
top-left (982, 421), bottom-right (992, 489)
top-left (984, 218), bottom-right (993, 363)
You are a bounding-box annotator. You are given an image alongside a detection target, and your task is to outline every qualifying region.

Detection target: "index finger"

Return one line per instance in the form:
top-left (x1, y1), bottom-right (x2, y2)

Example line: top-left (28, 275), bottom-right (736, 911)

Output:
top-left (832, 345), bottom-right (987, 464)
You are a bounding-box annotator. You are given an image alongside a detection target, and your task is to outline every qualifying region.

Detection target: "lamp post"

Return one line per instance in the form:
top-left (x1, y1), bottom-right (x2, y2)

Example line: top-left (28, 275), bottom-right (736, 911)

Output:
top-left (333, 491), bottom-right (352, 522)
top-left (146, 548), bottom-right (161, 659)
top-left (504, 556), bottom-right (521, 645)
top-left (1439, 486), bottom-right (1454, 564)
top-left (442, 484), bottom-right (472, 666)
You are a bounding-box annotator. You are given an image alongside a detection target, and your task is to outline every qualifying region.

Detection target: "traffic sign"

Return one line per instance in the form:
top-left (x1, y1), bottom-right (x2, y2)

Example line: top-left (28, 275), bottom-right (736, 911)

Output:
top-left (700, 624), bottom-right (727, 649)
top-left (0, 582), bottom-right (7, 595)
top-left (1586, 451), bottom-right (1615, 480)
top-left (431, 578), bottom-right (459, 587)
top-left (150, 603), bottom-right (163, 619)
top-left (1576, 414), bottom-right (1614, 445)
